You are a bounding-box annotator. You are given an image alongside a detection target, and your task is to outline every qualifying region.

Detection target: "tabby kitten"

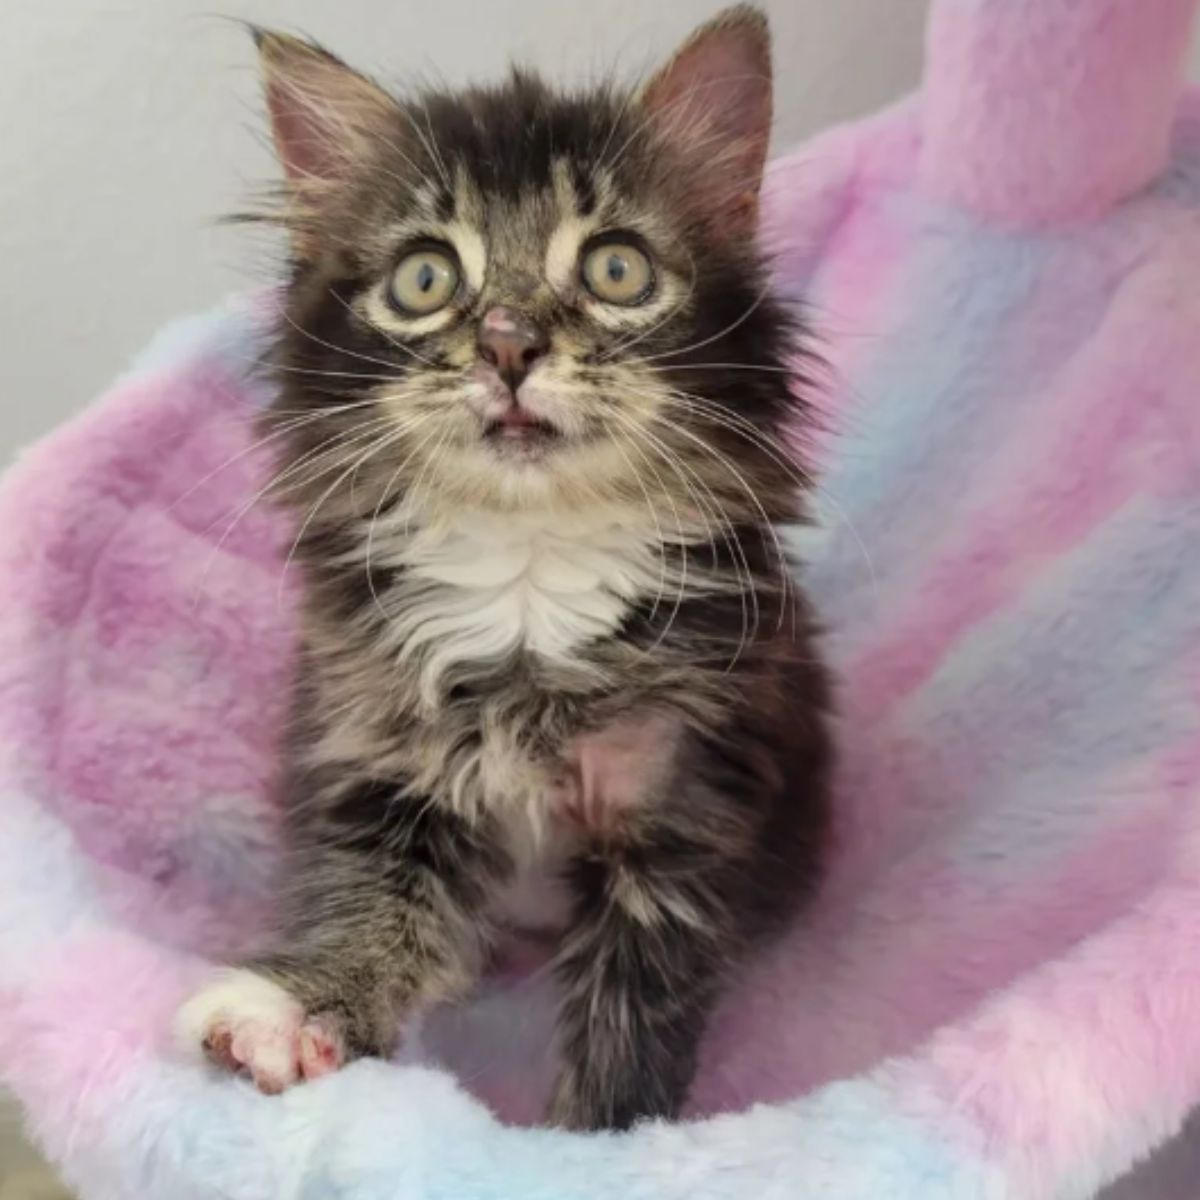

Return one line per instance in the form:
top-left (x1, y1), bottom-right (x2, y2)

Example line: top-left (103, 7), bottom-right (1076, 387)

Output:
top-left (178, 5), bottom-right (832, 1131)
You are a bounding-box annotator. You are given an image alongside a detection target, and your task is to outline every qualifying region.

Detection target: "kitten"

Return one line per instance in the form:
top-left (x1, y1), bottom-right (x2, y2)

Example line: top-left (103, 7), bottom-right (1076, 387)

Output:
top-left (177, 5), bottom-right (832, 1131)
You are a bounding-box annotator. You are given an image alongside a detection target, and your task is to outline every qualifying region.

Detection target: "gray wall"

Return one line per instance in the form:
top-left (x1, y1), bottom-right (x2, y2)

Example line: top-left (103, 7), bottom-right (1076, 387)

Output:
top-left (1, 1), bottom-right (1196, 456)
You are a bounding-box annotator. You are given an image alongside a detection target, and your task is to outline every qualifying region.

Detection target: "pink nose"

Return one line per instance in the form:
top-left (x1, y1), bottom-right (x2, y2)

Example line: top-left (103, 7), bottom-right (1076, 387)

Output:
top-left (476, 307), bottom-right (549, 393)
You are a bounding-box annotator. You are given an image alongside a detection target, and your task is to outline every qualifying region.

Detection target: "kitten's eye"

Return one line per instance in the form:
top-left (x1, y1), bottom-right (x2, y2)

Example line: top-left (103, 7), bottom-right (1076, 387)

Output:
top-left (581, 240), bottom-right (655, 305)
top-left (388, 245), bottom-right (460, 316)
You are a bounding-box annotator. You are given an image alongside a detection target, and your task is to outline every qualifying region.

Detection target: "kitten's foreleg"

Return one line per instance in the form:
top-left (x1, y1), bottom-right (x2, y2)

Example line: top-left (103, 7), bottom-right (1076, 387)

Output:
top-left (177, 782), bottom-right (502, 1093)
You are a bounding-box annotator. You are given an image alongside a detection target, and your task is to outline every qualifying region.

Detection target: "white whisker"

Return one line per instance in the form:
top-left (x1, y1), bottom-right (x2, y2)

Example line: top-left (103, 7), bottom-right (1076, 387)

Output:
top-left (363, 417), bottom-right (447, 630)
top-left (276, 420), bottom-right (427, 602)
top-left (325, 288), bottom-right (443, 370)
top-left (655, 388), bottom-right (878, 604)
top-left (192, 413), bottom-right (402, 609)
top-left (604, 407), bottom-right (756, 668)
top-left (167, 399), bottom-right (382, 517)
top-left (276, 306), bottom-right (421, 375)
top-left (635, 282), bottom-right (773, 366)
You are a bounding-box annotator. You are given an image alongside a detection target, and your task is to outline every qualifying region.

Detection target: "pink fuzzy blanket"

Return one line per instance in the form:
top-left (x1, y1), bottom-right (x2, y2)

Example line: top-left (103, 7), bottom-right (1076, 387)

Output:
top-left (2, 1), bottom-right (1200, 1197)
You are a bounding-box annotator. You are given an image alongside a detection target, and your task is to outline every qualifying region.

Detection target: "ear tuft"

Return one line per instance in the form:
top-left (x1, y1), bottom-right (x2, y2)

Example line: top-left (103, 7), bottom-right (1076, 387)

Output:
top-left (253, 29), bottom-right (397, 186)
top-left (641, 6), bottom-right (773, 233)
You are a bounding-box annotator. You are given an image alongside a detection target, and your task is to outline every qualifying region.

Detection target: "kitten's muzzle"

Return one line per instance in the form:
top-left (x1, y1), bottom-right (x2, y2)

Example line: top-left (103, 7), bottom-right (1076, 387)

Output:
top-left (477, 306), bottom-right (549, 394)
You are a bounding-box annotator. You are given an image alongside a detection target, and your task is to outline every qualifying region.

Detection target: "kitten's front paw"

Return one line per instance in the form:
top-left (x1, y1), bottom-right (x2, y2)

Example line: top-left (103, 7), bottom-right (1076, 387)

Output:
top-left (175, 968), bottom-right (345, 1094)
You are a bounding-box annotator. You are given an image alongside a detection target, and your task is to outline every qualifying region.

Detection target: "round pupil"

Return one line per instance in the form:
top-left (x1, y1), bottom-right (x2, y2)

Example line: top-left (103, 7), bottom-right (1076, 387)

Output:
top-left (606, 254), bottom-right (627, 283)
top-left (416, 261), bottom-right (436, 293)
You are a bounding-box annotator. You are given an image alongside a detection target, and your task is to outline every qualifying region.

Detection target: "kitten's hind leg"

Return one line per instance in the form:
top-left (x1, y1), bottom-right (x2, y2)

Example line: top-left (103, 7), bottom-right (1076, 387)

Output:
top-left (176, 781), bottom-right (505, 1093)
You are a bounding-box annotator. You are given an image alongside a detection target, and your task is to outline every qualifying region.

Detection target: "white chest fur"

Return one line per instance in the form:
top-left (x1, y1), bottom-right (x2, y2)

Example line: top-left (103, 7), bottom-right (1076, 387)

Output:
top-left (342, 506), bottom-right (692, 940)
top-left (364, 506), bottom-right (667, 688)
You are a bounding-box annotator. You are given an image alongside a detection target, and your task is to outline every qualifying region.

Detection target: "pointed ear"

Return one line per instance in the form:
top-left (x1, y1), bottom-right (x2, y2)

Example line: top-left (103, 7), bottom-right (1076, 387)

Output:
top-left (254, 29), bottom-right (398, 186)
top-left (640, 6), bottom-right (772, 233)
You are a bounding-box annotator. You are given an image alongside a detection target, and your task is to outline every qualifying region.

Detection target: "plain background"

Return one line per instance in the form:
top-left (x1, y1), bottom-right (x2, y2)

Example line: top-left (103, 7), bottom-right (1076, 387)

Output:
top-left (2, 0), bottom-right (1199, 458)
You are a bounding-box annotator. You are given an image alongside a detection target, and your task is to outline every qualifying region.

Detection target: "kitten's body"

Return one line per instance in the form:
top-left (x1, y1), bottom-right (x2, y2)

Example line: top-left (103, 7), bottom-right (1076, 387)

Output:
top-left (178, 7), bottom-right (832, 1130)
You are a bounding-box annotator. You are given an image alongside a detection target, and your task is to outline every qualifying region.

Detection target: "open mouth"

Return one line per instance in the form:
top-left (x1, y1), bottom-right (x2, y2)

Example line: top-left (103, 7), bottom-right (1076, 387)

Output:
top-left (483, 410), bottom-right (562, 454)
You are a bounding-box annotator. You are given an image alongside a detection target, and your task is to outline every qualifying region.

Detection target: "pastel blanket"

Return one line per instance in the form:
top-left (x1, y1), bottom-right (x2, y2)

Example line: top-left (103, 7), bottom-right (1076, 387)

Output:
top-left (3, 0), bottom-right (1200, 1196)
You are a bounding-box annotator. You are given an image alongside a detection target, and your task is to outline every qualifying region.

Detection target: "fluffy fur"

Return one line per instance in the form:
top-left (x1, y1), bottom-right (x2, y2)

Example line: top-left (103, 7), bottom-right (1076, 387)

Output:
top-left (178, 7), bottom-right (833, 1130)
top-left (5, 0), bottom-right (1200, 1195)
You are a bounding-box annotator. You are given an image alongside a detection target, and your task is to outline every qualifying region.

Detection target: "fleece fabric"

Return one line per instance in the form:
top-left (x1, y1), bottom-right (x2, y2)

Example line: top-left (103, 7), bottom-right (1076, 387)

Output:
top-left (2, 0), bottom-right (1199, 1195)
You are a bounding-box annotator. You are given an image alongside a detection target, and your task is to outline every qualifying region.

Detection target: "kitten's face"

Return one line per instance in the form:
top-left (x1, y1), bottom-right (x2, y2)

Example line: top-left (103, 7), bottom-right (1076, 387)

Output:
top-left (261, 8), bottom-right (800, 519)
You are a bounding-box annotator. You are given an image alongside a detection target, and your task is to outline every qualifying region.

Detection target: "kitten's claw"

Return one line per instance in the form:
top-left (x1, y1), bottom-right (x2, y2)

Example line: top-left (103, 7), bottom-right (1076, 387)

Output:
top-left (176, 968), bottom-right (345, 1094)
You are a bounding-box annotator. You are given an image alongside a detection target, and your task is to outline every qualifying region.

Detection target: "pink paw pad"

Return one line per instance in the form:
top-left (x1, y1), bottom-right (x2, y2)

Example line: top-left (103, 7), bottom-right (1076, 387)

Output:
top-left (297, 1020), bottom-right (343, 1081)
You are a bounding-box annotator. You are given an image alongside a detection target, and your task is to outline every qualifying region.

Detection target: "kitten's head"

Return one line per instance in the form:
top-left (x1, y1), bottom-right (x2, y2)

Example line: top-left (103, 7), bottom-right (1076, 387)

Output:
top-left (256, 6), bottom-right (805, 523)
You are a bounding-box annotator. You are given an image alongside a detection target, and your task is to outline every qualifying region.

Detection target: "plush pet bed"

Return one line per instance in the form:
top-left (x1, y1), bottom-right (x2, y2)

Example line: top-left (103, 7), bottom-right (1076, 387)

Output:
top-left (2, 0), bottom-right (1199, 1196)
